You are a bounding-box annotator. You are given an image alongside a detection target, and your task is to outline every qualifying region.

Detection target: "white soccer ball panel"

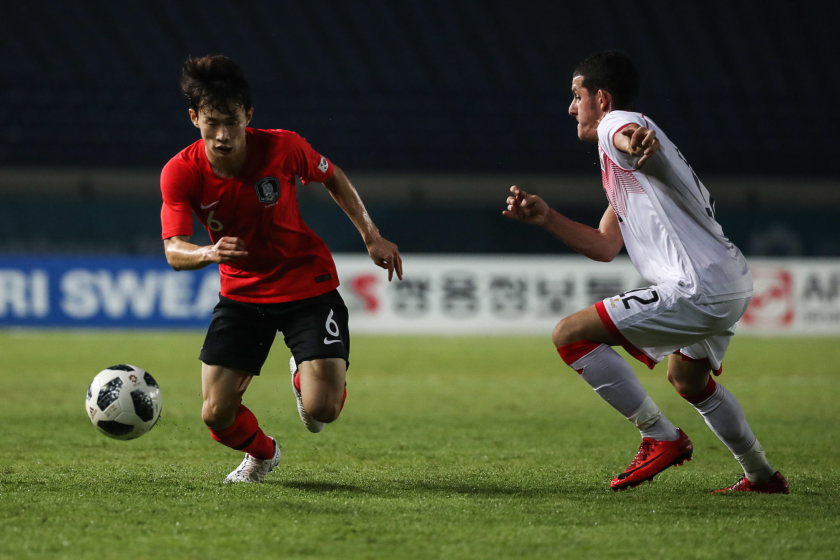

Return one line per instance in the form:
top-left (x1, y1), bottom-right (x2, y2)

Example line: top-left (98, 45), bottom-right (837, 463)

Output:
top-left (100, 401), bottom-right (122, 421)
top-left (117, 380), bottom-right (137, 413)
top-left (116, 409), bottom-right (140, 424)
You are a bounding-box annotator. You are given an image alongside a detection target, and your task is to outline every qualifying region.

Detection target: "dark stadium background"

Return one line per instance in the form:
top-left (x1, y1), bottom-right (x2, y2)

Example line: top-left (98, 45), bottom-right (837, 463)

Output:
top-left (0, 0), bottom-right (837, 256)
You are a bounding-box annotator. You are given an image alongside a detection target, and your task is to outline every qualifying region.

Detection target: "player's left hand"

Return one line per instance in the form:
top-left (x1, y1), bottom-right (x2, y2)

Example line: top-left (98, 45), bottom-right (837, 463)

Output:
top-left (621, 126), bottom-right (660, 167)
top-left (366, 236), bottom-right (403, 281)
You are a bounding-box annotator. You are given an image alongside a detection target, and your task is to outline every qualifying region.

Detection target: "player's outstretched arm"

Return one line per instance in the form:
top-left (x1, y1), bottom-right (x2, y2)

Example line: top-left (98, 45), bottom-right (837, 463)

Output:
top-left (163, 235), bottom-right (248, 271)
top-left (503, 186), bottom-right (623, 262)
top-left (614, 124), bottom-right (660, 167)
top-left (323, 165), bottom-right (403, 281)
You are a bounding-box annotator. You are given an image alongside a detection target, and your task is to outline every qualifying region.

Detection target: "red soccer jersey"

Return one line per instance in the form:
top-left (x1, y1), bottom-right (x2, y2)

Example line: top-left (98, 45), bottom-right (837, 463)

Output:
top-left (160, 128), bottom-right (339, 303)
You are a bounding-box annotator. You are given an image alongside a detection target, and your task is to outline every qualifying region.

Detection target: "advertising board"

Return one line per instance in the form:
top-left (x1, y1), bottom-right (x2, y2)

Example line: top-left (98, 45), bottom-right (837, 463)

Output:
top-left (1, 256), bottom-right (838, 335)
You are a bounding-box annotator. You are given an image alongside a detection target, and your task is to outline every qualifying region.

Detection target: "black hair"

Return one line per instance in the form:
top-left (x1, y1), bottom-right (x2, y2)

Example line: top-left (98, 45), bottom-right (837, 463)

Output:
top-left (572, 51), bottom-right (639, 110)
top-left (180, 55), bottom-right (252, 115)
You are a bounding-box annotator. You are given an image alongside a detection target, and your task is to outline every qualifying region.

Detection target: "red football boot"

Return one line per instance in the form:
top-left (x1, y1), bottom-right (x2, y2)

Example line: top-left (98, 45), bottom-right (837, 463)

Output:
top-left (610, 428), bottom-right (693, 491)
top-left (711, 471), bottom-right (789, 495)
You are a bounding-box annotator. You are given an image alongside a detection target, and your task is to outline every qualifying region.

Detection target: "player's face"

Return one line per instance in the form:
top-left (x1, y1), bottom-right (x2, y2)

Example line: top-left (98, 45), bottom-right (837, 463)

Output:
top-left (569, 76), bottom-right (602, 142)
top-left (190, 105), bottom-right (254, 160)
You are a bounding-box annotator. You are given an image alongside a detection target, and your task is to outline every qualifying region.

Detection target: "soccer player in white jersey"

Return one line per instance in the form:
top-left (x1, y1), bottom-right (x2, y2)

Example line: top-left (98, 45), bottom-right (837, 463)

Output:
top-left (504, 51), bottom-right (788, 494)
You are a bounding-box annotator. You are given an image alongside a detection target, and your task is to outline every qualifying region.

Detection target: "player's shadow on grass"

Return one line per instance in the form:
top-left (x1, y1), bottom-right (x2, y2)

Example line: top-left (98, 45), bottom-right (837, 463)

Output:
top-left (401, 481), bottom-right (559, 497)
top-left (273, 479), bottom-right (575, 497)
top-left (271, 480), bottom-right (364, 493)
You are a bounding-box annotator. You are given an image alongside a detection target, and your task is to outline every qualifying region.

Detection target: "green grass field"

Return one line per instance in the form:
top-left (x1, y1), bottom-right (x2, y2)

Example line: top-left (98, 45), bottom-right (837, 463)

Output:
top-left (1, 332), bottom-right (838, 559)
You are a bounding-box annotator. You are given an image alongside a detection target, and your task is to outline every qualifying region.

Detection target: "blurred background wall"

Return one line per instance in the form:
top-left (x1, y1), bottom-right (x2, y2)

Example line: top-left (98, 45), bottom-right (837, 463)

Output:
top-left (1, 0), bottom-right (838, 257)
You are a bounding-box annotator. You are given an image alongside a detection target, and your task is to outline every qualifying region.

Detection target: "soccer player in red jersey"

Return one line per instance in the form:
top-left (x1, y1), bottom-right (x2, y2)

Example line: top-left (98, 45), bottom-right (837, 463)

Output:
top-left (504, 52), bottom-right (787, 494)
top-left (160, 55), bottom-right (403, 483)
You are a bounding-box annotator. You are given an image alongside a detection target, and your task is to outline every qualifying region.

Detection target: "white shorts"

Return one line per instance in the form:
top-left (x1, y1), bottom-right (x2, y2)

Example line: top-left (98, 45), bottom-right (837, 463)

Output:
top-left (595, 283), bottom-right (751, 374)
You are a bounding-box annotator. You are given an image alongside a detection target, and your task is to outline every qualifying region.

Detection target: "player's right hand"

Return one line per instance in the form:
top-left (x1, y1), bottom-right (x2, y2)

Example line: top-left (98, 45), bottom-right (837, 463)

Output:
top-left (503, 186), bottom-right (550, 226)
top-left (621, 126), bottom-right (660, 167)
top-left (207, 236), bottom-right (248, 263)
top-left (366, 236), bottom-right (403, 282)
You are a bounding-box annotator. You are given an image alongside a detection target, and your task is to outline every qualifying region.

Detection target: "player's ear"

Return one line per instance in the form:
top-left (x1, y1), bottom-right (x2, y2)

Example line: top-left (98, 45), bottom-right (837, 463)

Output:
top-left (189, 109), bottom-right (200, 128)
top-left (245, 107), bottom-right (254, 126)
top-left (598, 90), bottom-right (613, 113)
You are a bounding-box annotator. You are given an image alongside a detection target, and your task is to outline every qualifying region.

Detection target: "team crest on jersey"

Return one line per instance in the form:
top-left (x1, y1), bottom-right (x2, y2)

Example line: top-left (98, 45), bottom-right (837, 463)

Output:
top-left (254, 177), bottom-right (280, 203)
top-left (318, 156), bottom-right (329, 173)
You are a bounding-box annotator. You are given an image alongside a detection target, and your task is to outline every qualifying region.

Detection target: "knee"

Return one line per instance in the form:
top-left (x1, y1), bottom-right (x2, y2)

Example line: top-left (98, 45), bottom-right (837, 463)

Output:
top-left (202, 399), bottom-right (239, 431)
top-left (309, 405), bottom-right (341, 424)
top-left (309, 402), bottom-right (341, 423)
top-left (302, 389), bottom-right (343, 423)
top-left (667, 369), bottom-right (708, 396)
top-left (667, 371), bottom-right (691, 395)
top-left (552, 317), bottom-right (580, 348)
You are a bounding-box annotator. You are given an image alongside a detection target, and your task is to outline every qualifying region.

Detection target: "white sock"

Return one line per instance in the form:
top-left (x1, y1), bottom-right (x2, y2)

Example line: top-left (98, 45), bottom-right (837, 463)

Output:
top-left (689, 379), bottom-right (775, 482)
top-left (628, 397), bottom-right (681, 441)
top-left (569, 344), bottom-right (679, 441)
top-left (736, 440), bottom-right (776, 483)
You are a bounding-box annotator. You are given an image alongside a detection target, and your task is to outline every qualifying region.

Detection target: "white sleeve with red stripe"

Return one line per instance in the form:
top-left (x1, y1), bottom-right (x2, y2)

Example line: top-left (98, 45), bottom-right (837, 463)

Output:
top-left (597, 111), bottom-right (648, 171)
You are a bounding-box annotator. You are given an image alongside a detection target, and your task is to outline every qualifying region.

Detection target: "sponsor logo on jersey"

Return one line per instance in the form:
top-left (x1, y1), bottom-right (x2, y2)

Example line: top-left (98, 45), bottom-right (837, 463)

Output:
top-left (318, 156), bottom-right (329, 173)
top-left (254, 177), bottom-right (281, 204)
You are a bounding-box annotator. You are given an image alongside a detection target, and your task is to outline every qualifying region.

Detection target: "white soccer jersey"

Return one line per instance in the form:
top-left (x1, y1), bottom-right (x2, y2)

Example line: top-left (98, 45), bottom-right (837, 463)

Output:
top-left (597, 111), bottom-right (753, 303)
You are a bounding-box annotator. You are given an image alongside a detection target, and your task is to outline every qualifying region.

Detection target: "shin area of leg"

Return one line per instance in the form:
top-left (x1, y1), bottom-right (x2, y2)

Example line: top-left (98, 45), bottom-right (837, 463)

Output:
top-left (201, 363), bottom-right (275, 461)
top-left (558, 342), bottom-right (678, 441)
top-left (675, 361), bottom-right (775, 483)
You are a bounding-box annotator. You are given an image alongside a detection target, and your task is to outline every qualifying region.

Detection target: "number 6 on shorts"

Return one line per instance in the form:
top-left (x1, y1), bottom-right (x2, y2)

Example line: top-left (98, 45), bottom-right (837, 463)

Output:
top-left (326, 309), bottom-right (340, 337)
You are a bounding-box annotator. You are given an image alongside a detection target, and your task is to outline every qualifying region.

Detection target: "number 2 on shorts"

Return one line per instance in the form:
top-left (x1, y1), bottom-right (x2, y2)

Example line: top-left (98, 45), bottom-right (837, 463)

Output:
top-left (620, 288), bottom-right (659, 309)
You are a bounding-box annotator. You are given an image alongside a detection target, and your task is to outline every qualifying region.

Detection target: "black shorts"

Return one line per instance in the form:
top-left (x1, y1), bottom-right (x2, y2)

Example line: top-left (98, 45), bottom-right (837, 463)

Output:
top-left (199, 289), bottom-right (350, 375)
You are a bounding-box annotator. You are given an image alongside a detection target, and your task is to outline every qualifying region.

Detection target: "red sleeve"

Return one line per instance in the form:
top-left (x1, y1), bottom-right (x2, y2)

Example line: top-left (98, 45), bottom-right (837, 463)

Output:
top-left (288, 132), bottom-right (334, 185)
top-left (160, 158), bottom-right (197, 240)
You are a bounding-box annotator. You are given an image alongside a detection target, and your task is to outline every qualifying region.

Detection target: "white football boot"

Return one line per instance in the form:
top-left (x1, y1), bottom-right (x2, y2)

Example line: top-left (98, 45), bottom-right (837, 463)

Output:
top-left (290, 356), bottom-right (325, 433)
top-left (223, 437), bottom-right (281, 483)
